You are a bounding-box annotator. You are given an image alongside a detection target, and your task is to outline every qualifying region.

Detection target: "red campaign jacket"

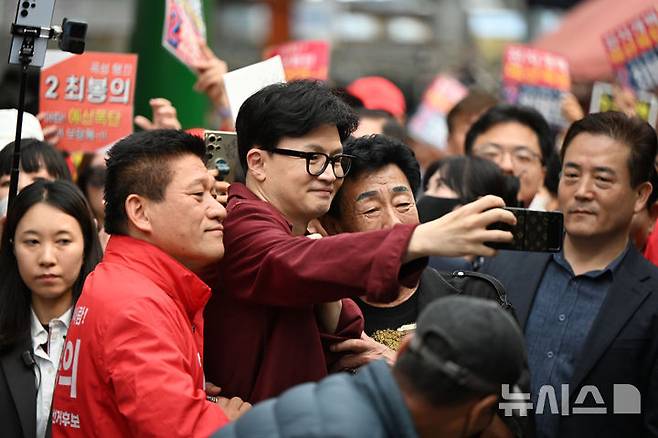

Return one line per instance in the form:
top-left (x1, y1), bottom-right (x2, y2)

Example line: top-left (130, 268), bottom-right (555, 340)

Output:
top-left (203, 183), bottom-right (425, 403)
top-left (51, 235), bottom-right (228, 438)
top-left (645, 218), bottom-right (658, 267)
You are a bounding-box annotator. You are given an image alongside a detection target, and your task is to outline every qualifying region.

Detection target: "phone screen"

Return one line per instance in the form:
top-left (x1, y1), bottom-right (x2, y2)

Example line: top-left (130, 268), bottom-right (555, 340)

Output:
top-left (487, 208), bottom-right (563, 252)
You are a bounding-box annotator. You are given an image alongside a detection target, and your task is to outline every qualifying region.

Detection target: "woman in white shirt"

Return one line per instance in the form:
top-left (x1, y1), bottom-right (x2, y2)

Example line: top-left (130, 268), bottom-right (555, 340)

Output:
top-left (0, 180), bottom-right (102, 438)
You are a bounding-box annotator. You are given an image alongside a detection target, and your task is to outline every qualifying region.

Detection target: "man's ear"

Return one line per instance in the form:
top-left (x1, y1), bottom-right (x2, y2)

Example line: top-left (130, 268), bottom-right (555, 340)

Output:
top-left (125, 194), bottom-right (152, 234)
top-left (246, 148), bottom-right (267, 182)
top-left (634, 181), bottom-right (653, 214)
top-left (318, 214), bottom-right (343, 236)
top-left (465, 394), bottom-right (498, 434)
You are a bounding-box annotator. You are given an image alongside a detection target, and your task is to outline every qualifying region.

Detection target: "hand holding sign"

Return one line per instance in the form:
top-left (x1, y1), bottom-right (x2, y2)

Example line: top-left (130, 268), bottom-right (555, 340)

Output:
top-left (134, 98), bottom-right (182, 131)
top-left (162, 0), bottom-right (207, 70)
top-left (192, 42), bottom-right (229, 110)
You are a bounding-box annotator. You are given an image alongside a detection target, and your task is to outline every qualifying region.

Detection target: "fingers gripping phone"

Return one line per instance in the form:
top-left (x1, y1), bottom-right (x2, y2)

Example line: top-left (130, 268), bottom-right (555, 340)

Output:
top-left (487, 208), bottom-right (563, 252)
top-left (204, 130), bottom-right (244, 183)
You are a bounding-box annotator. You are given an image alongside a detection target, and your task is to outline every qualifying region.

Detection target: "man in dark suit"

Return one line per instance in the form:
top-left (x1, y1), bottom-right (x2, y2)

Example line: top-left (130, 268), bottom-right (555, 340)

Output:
top-left (481, 111), bottom-right (658, 438)
top-left (0, 337), bottom-right (37, 438)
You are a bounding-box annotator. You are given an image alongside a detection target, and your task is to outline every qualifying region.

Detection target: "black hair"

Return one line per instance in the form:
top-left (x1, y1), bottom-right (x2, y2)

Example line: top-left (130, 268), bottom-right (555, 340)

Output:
top-left (382, 119), bottom-right (408, 142)
top-left (235, 80), bottom-right (359, 171)
top-left (427, 155), bottom-right (520, 207)
top-left (103, 129), bottom-right (206, 235)
top-left (0, 139), bottom-right (71, 180)
top-left (77, 152), bottom-right (106, 194)
top-left (422, 159), bottom-right (444, 192)
top-left (357, 108), bottom-right (393, 120)
top-left (561, 111), bottom-right (657, 188)
top-left (464, 104), bottom-right (554, 165)
top-left (333, 86), bottom-right (364, 109)
top-left (327, 134), bottom-right (420, 218)
top-left (543, 152), bottom-right (561, 196)
top-left (0, 180), bottom-right (102, 352)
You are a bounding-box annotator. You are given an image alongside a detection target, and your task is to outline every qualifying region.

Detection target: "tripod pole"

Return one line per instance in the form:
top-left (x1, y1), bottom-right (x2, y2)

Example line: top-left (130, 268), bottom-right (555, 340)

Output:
top-left (7, 63), bottom-right (29, 211)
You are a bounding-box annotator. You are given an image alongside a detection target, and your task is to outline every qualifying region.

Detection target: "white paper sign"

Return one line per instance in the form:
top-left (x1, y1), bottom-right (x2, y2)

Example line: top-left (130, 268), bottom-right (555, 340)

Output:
top-left (223, 56), bottom-right (286, 123)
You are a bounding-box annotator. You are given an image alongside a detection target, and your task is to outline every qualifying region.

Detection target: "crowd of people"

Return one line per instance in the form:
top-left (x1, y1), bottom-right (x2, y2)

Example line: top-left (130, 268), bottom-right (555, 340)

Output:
top-left (0, 39), bottom-right (657, 438)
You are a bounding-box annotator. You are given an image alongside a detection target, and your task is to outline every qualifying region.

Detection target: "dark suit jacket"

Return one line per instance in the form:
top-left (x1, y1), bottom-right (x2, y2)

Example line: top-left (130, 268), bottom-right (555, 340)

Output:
top-left (481, 246), bottom-right (658, 437)
top-left (0, 337), bottom-right (37, 438)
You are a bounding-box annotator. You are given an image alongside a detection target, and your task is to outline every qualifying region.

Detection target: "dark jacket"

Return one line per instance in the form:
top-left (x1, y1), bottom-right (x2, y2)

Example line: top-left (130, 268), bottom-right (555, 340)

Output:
top-left (481, 247), bottom-right (658, 437)
top-left (0, 336), bottom-right (37, 438)
top-left (213, 360), bottom-right (417, 438)
top-left (203, 183), bottom-right (426, 403)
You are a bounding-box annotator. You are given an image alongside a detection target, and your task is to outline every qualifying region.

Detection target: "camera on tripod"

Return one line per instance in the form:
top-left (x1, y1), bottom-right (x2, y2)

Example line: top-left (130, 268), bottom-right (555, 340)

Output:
top-left (8, 0), bottom-right (87, 68)
top-left (5, 0), bottom-right (88, 210)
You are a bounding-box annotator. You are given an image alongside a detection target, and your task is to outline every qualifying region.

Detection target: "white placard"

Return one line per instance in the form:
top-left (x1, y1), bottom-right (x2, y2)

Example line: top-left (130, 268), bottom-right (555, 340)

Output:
top-left (223, 56), bottom-right (286, 123)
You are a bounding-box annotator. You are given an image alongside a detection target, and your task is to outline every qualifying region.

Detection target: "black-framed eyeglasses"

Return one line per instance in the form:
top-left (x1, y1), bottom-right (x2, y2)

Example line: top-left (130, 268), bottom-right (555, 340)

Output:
top-left (269, 148), bottom-right (355, 178)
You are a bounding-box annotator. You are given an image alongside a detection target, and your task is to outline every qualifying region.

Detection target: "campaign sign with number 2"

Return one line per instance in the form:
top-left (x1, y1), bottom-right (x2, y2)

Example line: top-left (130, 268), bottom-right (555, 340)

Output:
top-left (39, 50), bottom-right (138, 152)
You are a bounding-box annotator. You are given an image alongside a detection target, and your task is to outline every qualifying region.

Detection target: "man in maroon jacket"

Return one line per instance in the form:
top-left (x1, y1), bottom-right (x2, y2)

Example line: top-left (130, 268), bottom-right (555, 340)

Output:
top-left (203, 80), bottom-right (516, 403)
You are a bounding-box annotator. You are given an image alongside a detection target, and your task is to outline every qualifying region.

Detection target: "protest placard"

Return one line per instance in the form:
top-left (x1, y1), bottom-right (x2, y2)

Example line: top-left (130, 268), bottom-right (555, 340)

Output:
top-left (162, 0), bottom-right (206, 69)
top-left (263, 40), bottom-right (330, 81)
top-left (602, 7), bottom-right (658, 92)
top-left (223, 56), bottom-right (286, 123)
top-left (39, 50), bottom-right (138, 152)
top-left (502, 44), bottom-right (571, 127)
top-left (589, 81), bottom-right (658, 128)
top-left (407, 75), bottom-right (468, 149)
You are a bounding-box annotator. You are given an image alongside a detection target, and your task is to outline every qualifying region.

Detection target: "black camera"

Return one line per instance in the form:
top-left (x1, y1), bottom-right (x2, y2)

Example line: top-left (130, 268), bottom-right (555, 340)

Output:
top-left (58, 18), bottom-right (87, 54)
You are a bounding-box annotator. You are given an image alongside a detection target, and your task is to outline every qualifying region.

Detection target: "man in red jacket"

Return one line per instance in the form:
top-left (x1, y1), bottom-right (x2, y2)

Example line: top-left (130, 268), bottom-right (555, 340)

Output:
top-left (203, 80), bottom-right (517, 403)
top-left (51, 130), bottom-right (250, 437)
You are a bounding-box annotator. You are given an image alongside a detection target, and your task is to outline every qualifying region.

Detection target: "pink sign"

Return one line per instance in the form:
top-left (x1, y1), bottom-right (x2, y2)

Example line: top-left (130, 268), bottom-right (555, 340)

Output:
top-left (264, 40), bottom-right (330, 81)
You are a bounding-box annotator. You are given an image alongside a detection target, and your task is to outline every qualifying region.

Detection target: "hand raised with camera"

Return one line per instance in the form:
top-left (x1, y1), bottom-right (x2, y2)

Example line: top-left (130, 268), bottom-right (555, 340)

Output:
top-left (405, 195), bottom-right (515, 261)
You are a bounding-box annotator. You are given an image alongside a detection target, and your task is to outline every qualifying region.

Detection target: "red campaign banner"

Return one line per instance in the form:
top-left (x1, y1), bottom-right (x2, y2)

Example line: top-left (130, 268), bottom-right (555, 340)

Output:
top-left (645, 9), bottom-right (658, 44)
top-left (502, 44), bottom-right (571, 91)
top-left (602, 7), bottom-right (658, 91)
top-left (39, 51), bottom-right (138, 152)
top-left (602, 32), bottom-right (627, 69)
top-left (263, 40), bottom-right (330, 81)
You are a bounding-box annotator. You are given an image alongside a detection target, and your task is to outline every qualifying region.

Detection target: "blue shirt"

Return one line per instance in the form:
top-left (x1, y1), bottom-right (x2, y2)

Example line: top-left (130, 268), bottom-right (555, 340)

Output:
top-left (525, 244), bottom-right (630, 438)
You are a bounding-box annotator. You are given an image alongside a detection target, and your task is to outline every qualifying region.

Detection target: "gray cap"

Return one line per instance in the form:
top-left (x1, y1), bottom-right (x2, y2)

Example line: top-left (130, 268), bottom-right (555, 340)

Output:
top-left (410, 295), bottom-right (526, 392)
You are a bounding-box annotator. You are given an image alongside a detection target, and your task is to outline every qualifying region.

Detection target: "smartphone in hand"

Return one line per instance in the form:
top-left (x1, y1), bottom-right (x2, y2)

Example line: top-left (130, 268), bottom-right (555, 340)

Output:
top-left (487, 207), bottom-right (563, 252)
top-left (204, 130), bottom-right (244, 183)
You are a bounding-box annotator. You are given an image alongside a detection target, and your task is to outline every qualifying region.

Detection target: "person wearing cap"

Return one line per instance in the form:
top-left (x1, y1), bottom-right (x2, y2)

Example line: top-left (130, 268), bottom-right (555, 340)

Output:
top-left (0, 109), bottom-right (44, 151)
top-left (202, 80), bottom-right (517, 404)
top-left (480, 112), bottom-right (658, 438)
top-left (211, 295), bottom-right (527, 438)
top-left (346, 76), bottom-right (407, 125)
